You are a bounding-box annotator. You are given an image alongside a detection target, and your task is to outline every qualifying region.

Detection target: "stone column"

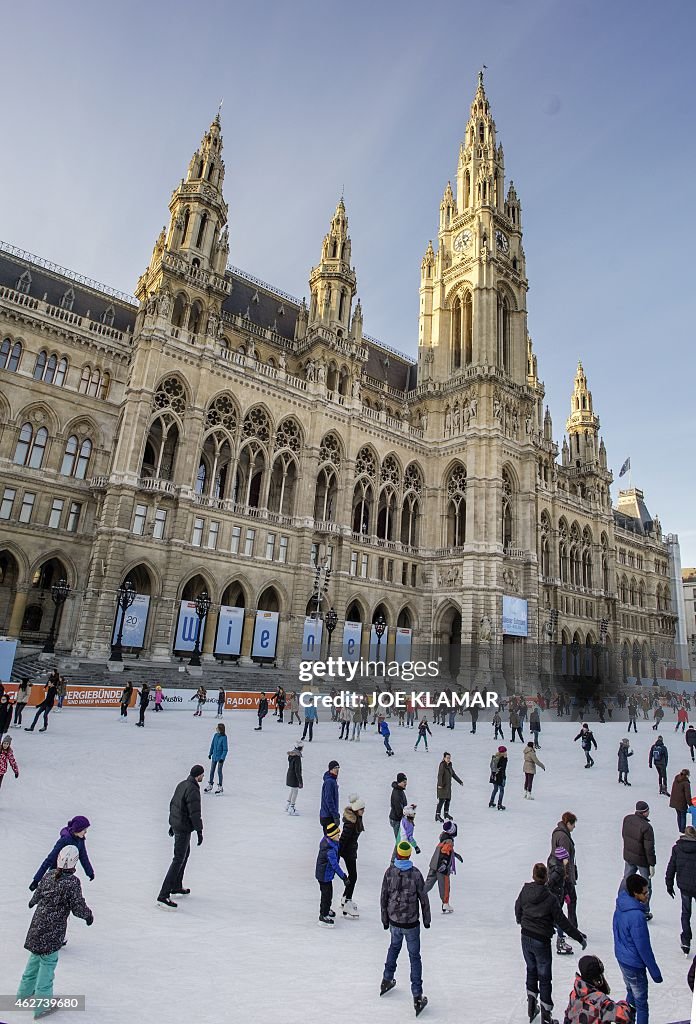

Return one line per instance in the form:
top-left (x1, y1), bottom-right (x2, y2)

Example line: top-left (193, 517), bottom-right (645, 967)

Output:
top-left (201, 608), bottom-right (217, 659)
top-left (7, 586), bottom-right (30, 637)
top-left (240, 610), bottom-right (255, 665)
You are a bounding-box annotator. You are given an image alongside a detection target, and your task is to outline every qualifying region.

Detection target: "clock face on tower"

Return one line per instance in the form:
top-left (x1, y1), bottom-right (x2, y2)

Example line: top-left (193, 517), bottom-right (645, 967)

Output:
top-left (453, 229), bottom-right (472, 253)
top-left (495, 230), bottom-right (510, 255)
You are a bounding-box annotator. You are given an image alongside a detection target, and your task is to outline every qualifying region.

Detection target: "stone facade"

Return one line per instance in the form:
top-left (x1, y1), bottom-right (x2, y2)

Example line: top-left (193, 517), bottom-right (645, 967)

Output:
top-left (0, 77), bottom-right (680, 691)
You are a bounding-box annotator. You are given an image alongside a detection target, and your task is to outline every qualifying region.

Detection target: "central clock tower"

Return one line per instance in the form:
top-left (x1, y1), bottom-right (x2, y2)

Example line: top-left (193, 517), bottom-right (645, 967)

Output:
top-left (417, 71), bottom-right (528, 386)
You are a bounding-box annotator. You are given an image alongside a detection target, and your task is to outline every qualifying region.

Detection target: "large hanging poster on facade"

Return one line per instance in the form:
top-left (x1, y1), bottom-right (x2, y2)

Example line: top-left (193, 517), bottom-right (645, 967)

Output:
top-left (174, 600), bottom-right (207, 652)
top-left (502, 595), bottom-right (528, 637)
top-left (110, 595), bottom-right (150, 648)
top-left (214, 606), bottom-right (244, 656)
top-left (301, 617), bottom-right (323, 659)
top-left (342, 621), bottom-right (362, 662)
top-left (252, 610), bottom-right (279, 658)
top-left (394, 627), bottom-right (412, 663)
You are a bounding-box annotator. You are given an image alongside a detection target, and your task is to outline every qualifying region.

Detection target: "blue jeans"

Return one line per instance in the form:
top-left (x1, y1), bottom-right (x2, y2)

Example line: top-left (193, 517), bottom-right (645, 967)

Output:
top-left (490, 782), bottom-right (505, 807)
top-left (384, 924), bottom-right (422, 996)
top-left (676, 809), bottom-right (687, 833)
top-left (383, 736), bottom-right (393, 754)
top-left (209, 759), bottom-right (224, 786)
top-left (618, 963), bottom-right (648, 1024)
top-left (521, 934), bottom-right (553, 1008)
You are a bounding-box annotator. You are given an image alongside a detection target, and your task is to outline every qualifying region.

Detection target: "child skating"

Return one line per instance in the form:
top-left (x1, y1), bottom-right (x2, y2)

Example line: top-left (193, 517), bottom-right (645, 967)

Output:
top-left (425, 819), bottom-right (462, 913)
top-left (205, 722), bottom-right (228, 793)
top-left (414, 717), bottom-right (432, 751)
top-left (0, 733), bottom-right (19, 794)
top-left (315, 822), bottom-right (347, 927)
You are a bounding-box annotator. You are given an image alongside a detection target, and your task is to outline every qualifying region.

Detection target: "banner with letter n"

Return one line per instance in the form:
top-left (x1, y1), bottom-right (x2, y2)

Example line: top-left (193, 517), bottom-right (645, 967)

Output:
top-left (301, 616), bottom-right (323, 660)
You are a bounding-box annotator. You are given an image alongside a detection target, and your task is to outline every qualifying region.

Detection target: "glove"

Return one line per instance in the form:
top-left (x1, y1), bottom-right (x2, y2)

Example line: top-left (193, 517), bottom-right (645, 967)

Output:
top-left (579, 934), bottom-right (587, 950)
top-left (197, 832), bottom-right (203, 846)
top-left (88, 875), bottom-right (94, 882)
top-left (209, 755), bottom-right (211, 760)
top-left (667, 887), bottom-right (675, 899)
top-left (415, 846), bottom-right (421, 855)
top-left (29, 880), bottom-right (38, 892)
top-left (168, 827), bottom-right (174, 837)
top-left (85, 914), bottom-right (94, 926)
top-left (424, 922), bottom-right (430, 929)
top-left (383, 923), bottom-right (389, 930)
top-left (649, 866), bottom-right (655, 877)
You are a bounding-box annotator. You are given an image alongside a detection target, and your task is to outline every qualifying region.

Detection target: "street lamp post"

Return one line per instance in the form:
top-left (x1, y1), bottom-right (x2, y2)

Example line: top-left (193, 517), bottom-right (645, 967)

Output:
top-left (110, 579), bottom-right (136, 662)
top-left (374, 614), bottom-right (387, 663)
top-left (189, 590), bottom-right (211, 667)
top-left (43, 578), bottom-right (71, 654)
top-left (650, 648), bottom-right (659, 687)
top-left (325, 607), bottom-right (338, 656)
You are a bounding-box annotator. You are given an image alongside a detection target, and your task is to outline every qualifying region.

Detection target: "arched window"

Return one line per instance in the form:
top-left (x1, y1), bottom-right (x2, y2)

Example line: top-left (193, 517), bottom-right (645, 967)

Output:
top-left (16, 271), bottom-right (31, 295)
top-left (497, 294), bottom-right (511, 372)
top-left (452, 296), bottom-right (462, 370)
top-left (60, 289), bottom-right (75, 311)
top-left (55, 357), bottom-right (68, 386)
top-left (14, 422), bottom-right (48, 468)
top-left (195, 213), bottom-right (208, 249)
top-left (446, 463), bottom-right (467, 547)
top-left (44, 354), bottom-right (58, 384)
top-left (195, 462), bottom-right (207, 495)
top-left (33, 351), bottom-right (47, 381)
top-left (102, 306), bottom-right (115, 327)
top-left (75, 438), bottom-right (92, 479)
top-left (61, 435), bottom-right (78, 476)
top-left (0, 338), bottom-right (22, 371)
top-left (463, 292), bottom-right (472, 365)
top-left (99, 372), bottom-right (110, 400)
top-left (501, 469), bottom-right (514, 548)
top-left (181, 208), bottom-right (190, 245)
top-left (79, 366), bottom-right (91, 393)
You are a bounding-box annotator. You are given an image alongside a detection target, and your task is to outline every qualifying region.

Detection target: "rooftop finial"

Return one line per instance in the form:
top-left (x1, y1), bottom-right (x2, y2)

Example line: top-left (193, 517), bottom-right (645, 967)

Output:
top-left (215, 98), bottom-right (223, 124)
top-left (478, 65), bottom-right (487, 88)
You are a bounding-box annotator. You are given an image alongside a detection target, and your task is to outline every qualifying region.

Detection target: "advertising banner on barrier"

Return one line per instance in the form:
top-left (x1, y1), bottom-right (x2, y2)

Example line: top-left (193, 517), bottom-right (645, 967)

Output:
top-left (301, 617), bottom-right (323, 659)
top-left (111, 595), bottom-right (150, 648)
top-left (214, 606), bottom-right (244, 656)
top-left (342, 621), bottom-right (362, 662)
top-left (3, 684), bottom-right (276, 710)
top-left (174, 601), bottom-right (207, 652)
top-left (3, 683), bottom-right (139, 708)
top-left (394, 627), bottom-right (412, 663)
top-left (251, 610), bottom-right (279, 659)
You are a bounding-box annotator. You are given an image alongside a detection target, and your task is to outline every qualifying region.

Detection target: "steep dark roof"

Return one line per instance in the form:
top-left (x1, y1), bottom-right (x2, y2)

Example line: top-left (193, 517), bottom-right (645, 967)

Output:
top-left (364, 343), bottom-right (414, 391)
top-left (0, 245), bottom-right (137, 333)
top-left (223, 268), bottom-right (300, 343)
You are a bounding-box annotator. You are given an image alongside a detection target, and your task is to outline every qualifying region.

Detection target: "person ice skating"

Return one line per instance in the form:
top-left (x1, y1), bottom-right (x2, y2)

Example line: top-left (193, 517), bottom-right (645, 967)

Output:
top-left (562, 955), bottom-right (633, 1024)
top-left (551, 813), bottom-right (579, 929)
top-left (400, 804), bottom-right (420, 854)
top-left (17, 845), bottom-right (93, 1021)
top-left (436, 752), bottom-right (462, 822)
top-left (339, 794), bottom-right (365, 918)
top-left (648, 736), bottom-right (669, 795)
top-left (425, 819), bottom-right (462, 913)
top-left (0, 733), bottom-right (19, 793)
top-left (192, 685), bottom-right (207, 717)
top-left (677, 707), bottom-right (689, 733)
top-left (493, 708), bottom-right (504, 741)
top-left (216, 686), bottom-right (225, 718)
top-left (380, 840), bottom-right (431, 1015)
top-left (665, 824), bottom-right (696, 955)
top-left (670, 769), bottom-right (692, 834)
top-left (613, 874), bottom-right (663, 1024)
top-left (515, 862), bottom-right (587, 1024)
top-left (414, 717), bottom-right (431, 751)
top-left (154, 684), bottom-right (164, 712)
top-left (55, 676), bottom-right (67, 711)
top-left (320, 760), bottom-right (340, 829)
top-left (275, 687), bottom-right (286, 723)
top-left (0, 691), bottom-right (13, 734)
top-left (379, 716), bottom-right (394, 756)
top-left (287, 690), bottom-right (301, 726)
top-left (406, 698), bottom-right (415, 729)
top-left (31, 816), bottom-right (94, 890)
top-left (316, 821), bottom-right (347, 926)
top-left (25, 679), bottom-right (58, 733)
top-left (255, 692), bottom-right (268, 731)
top-left (652, 703), bottom-right (664, 731)
top-left (469, 705), bottom-right (479, 734)
top-left (489, 745), bottom-right (508, 810)
top-left (286, 742), bottom-right (303, 814)
top-left (510, 705), bottom-right (524, 743)
top-left (14, 677), bottom-right (30, 727)
top-left (574, 724), bottom-right (597, 768)
top-left (205, 723), bottom-right (228, 794)
top-left (136, 682), bottom-right (150, 726)
top-left (158, 765), bottom-right (204, 909)
top-left (301, 701), bottom-right (317, 741)
top-left (390, 773), bottom-right (408, 841)
top-left (547, 845), bottom-right (575, 956)
top-left (523, 741), bottom-right (546, 799)
top-left (618, 739), bottom-right (633, 786)
top-left (622, 802), bottom-right (656, 917)
top-left (530, 706), bottom-right (542, 749)
top-left (628, 700), bottom-right (638, 735)
top-left (686, 725), bottom-right (696, 763)
top-left (120, 681), bottom-right (133, 719)
top-left (350, 703), bottom-right (362, 741)
top-left (339, 705), bottom-right (351, 740)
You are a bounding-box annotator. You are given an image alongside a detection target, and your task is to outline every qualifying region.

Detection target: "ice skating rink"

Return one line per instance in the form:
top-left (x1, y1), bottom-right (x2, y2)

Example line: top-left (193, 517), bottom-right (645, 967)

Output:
top-left (1, 707), bottom-right (693, 1024)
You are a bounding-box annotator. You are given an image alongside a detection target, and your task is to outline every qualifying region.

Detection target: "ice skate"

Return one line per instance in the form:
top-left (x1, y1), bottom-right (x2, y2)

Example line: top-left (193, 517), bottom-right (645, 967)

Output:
top-left (682, 943), bottom-right (690, 955)
top-left (435, 813), bottom-right (443, 822)
top-left (556, 938), bottom-right (573, 955)
top-left (540, 1007), bottom-right (558, 1024)
top-left (380, 979), bottom-right (396, 996)
top-left (172, 888), bottom-right (190, 895)
top-left (498, 804), bottom-right (506, 810)
top-left (288, 804), bottom-right (298, 815)
top-left (414, 994), bottom-right (428, 1016)
top-left (441, 902), bottom-right (454, 913)
top-left (444, 812), bottom-right (452, 820)
top-left (524, 791), bottom-right (528, 799)
top-left (204, 784), bottom-right (213, 792)
top-left (528, 794), bottom-right (535, 800)
top-left (215, 785), bottom-right (223, 794)
top-left (527, 993), bottom-right (540, 1022)
top-left (318, 915), bottom-right (334, 927)
top-left (156, 896), bottom-right (177, 910)
top-left (342, 899), bottom-right (359, 918)
top-left (35, 1007), bottom-right (61, 1020)
top-left (327, 909), bottom-right (336, 917)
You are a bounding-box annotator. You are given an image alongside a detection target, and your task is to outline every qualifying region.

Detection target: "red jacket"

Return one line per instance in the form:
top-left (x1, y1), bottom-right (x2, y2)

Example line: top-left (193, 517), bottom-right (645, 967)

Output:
top-left (563, 974), bottom-right (632, 1024)
top-left (0, 746), bottom-right (19, 777)
top-left (679, 708), bottom-right (689, 723)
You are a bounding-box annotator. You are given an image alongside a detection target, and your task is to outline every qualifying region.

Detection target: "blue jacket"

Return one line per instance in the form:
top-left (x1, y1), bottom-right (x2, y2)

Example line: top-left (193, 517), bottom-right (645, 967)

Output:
top-left (33, 829), bottom-right (94, 884)
top-left (380, 721), bottom-right (391, 738)
top-left (304, 705), bottom-right (318, 721)
top-left (209, 732), bottom-right (228, 761)
top-left (320, 771), bottom-right (339, 820)
top-left (612, 889), bottom-right (662, 981)
top-left (315, 836), bottom-right (347, 883)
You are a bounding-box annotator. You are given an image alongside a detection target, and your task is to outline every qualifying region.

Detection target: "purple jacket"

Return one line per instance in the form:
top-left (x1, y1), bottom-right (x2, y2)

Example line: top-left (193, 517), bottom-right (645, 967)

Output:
top-left (33, 828), bottom-right (94, 884)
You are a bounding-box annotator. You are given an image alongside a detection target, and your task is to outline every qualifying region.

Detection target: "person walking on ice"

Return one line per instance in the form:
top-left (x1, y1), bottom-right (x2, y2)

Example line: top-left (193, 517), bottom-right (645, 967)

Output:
top-left (400, 804), bottom-right (420, 854)
top-left (154, 684), bottom-right (164, 712)
top-left (425, 819), bottom-right (462, 913)
top-left (216, 687), bottom-right (225, 717)
top-left (574, 723), bottom-right (597, 768)
top-left (120, 681), bottom-right (133, 719)
top-left (618, 739), bottom-right (633, 786)
top-left (523, 741), bottom-right (546, 799)
top-left (285, 742), bottom-right (303, 814)
top-left (339, 794), bottom-right (365, 918)
top-left (648, 735), bottom-right (669, 796)
top-left (13, 677), bottom-right (30, 727)
top-left (157, 765), bottom-right (204, 909)
top-left (315, 821), bottom-right (347, 927)
top-left (436, 752), bottom-right (463, 822)
top-left (0, 733), bottom-right (19, 795)
top-left (205, 722), bottom-right (228, 794)
top-left (414, 717), bottom-right (431, 751)
top-left (380, 840), bottom-right (431, 1016)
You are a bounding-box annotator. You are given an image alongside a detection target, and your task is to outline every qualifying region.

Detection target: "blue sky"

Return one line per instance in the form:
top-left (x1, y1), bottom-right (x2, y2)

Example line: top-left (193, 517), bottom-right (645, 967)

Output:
top-left (2, 1), bottom-right (695, 562)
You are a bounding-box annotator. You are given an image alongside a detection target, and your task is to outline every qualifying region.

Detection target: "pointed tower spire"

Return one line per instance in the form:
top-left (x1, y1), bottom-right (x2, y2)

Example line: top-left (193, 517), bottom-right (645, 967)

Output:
top-left (566, 360), bottom-right (600, 466)
top-left (308, 198), bottom-right (357, 337)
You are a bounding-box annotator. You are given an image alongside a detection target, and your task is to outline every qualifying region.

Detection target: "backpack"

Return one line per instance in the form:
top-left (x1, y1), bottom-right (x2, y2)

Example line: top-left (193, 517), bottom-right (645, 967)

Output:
top-left (489, 754), bottom-right (499, 783)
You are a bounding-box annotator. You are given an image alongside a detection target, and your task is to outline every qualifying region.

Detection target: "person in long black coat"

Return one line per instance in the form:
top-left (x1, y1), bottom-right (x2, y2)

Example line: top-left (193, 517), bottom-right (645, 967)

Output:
top-left (157, 765), bottom-right (204, 908)
top-left (0, 691), bottom-right (13, 734)
top-left (285, 743), bottom-right (303, 814)
top-left (136, 683), bottom-right (150, 727)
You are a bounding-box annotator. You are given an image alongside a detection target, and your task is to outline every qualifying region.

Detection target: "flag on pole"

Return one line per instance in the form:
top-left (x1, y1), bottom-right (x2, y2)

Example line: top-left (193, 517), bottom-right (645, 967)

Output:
top-left (619, 457), bottom-right (631, 478)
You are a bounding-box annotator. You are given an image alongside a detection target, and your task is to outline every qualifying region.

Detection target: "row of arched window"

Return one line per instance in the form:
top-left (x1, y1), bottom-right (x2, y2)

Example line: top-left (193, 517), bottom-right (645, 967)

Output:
top-left (12, 424), bottom-right (93, 479)
top-left (0, 339), bottom-right (110, 399)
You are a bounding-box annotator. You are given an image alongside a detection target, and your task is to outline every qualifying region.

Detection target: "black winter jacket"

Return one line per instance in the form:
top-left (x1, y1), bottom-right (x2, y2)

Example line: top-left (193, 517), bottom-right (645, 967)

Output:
top-left (286, 750), bottom-right (303, 789)
top-left (514, 881), bottom-right (584, 943)
top-left (380, 862), bottom-right (431, 929)
top-left (25, 870), bottom-right (92, 954)
top-left (550, 822), bottom-right (577, 883)
top-left (649, 741), bottom-right (668, 769)
top-left (389, 782), bottom-right (408, 824)
top-left (621, 812), bottom-right (656, 868)
top-left (168, 774), bottom-right (203, 834)
top-left (666, 835), bottom-right (696, 896)
top-left (339, 807), bottom-right (364, 859)
top-left (258, 698), bottom-right (268, 719)
top-left (139, 686), bottom-right (150, 710)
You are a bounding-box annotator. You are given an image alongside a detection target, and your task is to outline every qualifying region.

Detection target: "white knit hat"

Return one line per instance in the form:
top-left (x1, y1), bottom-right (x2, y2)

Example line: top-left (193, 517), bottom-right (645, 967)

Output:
top-left (404, 803), bottom-right (417, 817)
top-left (57, 845), bottom-right (80, 870)
top-left (350, 795), bottom-right (365, 811)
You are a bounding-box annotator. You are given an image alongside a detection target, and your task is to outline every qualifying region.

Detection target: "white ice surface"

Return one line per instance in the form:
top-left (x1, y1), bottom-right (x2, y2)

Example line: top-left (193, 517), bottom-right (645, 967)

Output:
top-left (1, 708), bottom-right (694, 1024)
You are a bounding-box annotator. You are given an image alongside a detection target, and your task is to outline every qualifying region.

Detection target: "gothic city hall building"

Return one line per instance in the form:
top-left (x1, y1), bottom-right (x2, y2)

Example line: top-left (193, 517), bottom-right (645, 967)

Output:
top-left (0, 77), bottom-right (681, 692)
